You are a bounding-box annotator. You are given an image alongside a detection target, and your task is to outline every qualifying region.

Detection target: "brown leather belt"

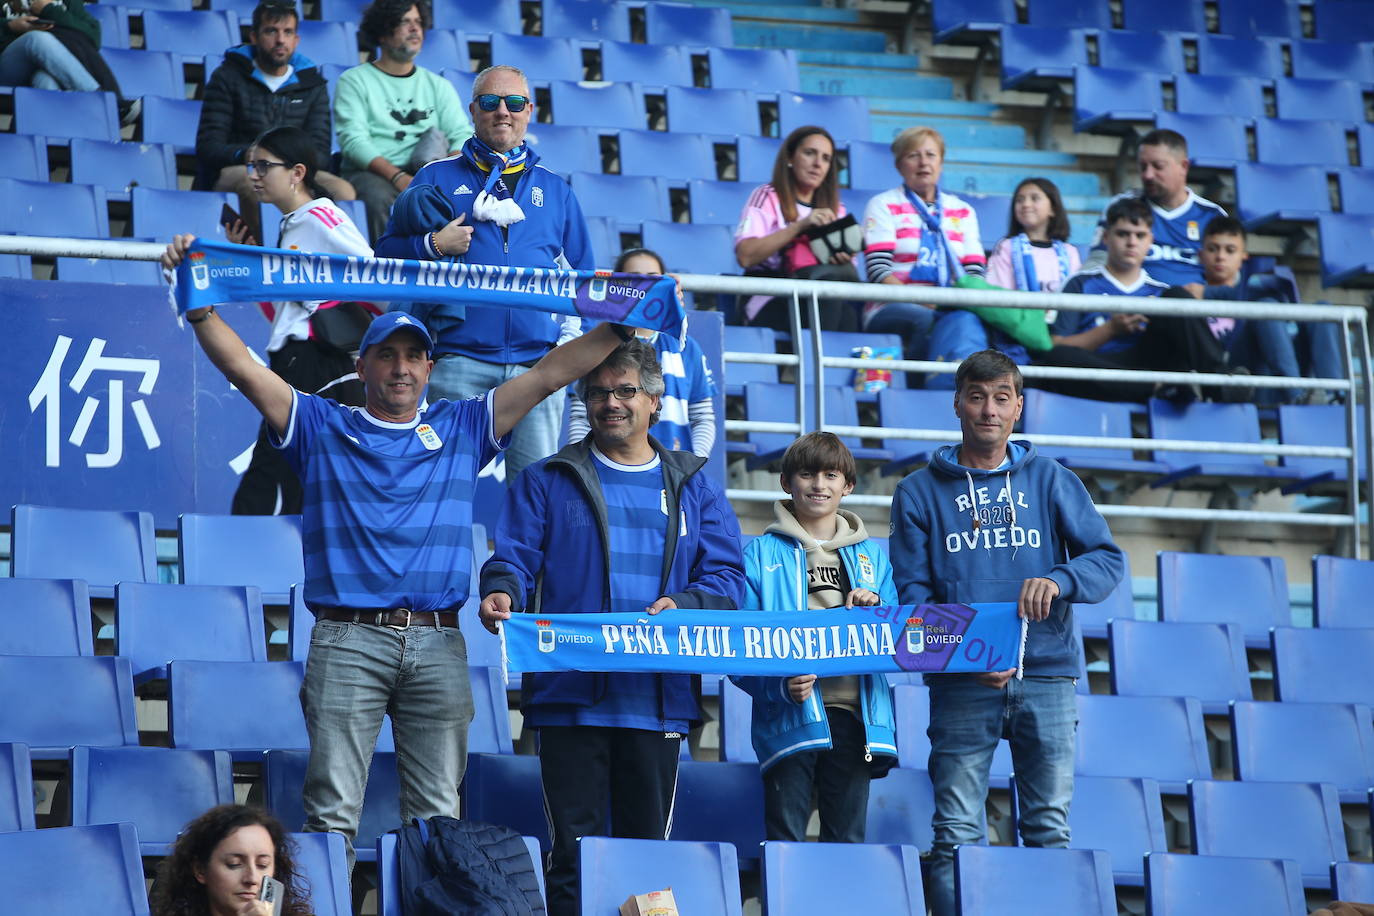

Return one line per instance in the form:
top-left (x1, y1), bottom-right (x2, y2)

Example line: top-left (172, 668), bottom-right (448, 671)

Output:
top-left (317, 608), bottom-right (459, 629)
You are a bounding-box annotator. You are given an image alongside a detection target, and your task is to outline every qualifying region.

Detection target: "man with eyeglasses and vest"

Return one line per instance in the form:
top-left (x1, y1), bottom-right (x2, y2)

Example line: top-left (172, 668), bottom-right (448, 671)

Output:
top-left (375, 63), bottom-right (595, 487)
top-left (478, 340), bottom-right (745, 916)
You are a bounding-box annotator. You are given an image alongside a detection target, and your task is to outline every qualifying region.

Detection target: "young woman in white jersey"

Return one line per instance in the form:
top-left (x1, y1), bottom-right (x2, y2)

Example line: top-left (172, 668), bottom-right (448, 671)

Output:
top-left (985, 177), bottom-right (1081, 294)
top-left (230, 125), bottom-right (379, 515)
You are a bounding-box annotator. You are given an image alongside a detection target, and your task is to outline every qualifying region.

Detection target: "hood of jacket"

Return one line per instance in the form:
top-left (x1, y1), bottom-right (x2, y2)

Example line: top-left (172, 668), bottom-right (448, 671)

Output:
top-left (765, 502), bottom-right (871, 553)
top-left (225, 44), bottom-right (322, 91)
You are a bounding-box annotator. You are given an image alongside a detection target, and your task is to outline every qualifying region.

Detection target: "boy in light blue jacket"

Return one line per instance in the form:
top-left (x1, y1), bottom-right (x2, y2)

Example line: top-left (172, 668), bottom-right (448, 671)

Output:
top-left (736, 432), bottom-right (898, 843)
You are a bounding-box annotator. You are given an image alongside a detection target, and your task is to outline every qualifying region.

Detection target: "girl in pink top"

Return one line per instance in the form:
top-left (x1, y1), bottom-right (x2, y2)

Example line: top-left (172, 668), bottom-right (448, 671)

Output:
top-left (985, 177), bottom-right (1081, 294)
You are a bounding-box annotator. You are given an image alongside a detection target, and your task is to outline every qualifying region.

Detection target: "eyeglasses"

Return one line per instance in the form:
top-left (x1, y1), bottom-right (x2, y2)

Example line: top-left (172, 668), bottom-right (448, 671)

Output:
top-left (585, 385), bottom-right (644, 402)
top-left (475, 93), bottom-right (529, 112)
top-left (245, 159), bottom-right (289, 175)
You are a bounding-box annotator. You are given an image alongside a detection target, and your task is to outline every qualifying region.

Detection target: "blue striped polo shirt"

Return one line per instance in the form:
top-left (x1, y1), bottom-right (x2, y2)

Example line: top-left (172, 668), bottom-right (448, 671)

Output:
top-left (271, 389), bottom-right (509, 611)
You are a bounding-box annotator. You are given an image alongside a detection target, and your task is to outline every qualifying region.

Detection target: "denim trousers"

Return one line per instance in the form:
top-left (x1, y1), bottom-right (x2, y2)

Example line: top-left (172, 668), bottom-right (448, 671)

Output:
top-left (0, 30), bottom-right (99, 91)
top-left (763, 706), bottom-right (870, 843)
top-left (428, 353), bottom-right (564, 483)
top-left (864, 301), bottom-right (937, 362)
top-left (300, 619), bottom-right (475, 870)
top-left (925, 674), bottom-right (1078, 916)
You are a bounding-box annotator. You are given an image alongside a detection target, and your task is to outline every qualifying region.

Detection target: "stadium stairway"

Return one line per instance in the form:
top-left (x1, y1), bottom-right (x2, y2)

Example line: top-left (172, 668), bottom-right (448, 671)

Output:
top-left (701, 0), bottom-right (1110, 244)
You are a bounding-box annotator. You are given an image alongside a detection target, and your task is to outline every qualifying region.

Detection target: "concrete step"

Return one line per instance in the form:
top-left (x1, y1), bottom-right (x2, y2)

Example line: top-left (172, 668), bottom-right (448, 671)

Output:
top-left (942, 146), bottom-right (1080, 167)
top-left (733, 22), bottom-right (889, 52)
top-left (799, 65), bottom-right (953, 99)
top-left (868, 96), bottom-right (1000, 119)
top-left (940, 166), bottom-right (1103, 198)
top-left (796, 49), bottom-right (918, 69)
top-left (706, 1), bottom-right (863, 25)
top-left (870, 113), bottom-right (1027, 149)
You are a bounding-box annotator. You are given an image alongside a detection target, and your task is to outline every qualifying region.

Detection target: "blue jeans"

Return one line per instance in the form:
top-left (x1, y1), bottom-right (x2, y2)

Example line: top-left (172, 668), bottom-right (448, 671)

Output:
top-left (0, 30), bottom-right (99, 91)
top-left (428, 353), bottom-right (564, 484)
top-left (1227, 320), bottom-right (1303, 405)
top-left (926, 675), bottom-right (1078, 916)
top-left (300, 619), bottom-right (475, 870)
top-left (864, 302), bottom-right (937, 362)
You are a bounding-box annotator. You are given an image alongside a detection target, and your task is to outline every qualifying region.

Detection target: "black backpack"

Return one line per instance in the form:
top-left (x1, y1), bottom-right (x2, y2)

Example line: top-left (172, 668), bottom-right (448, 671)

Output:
top-left (397, 816), bottom-right (545, 916)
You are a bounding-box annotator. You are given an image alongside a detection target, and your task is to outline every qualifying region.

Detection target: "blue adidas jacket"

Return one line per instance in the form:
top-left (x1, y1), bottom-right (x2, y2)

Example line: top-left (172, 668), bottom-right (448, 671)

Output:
top-left (734, 528), bottom-right (900, 772)
top-left (479, 438), bottom-right (745, 727)
top-left (375, 144), bottom-right (594, 364)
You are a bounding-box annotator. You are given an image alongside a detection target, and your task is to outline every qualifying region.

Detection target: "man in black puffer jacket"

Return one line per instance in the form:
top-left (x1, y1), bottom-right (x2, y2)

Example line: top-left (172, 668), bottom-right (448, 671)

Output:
top-left (195, 0), bottom-right (356, 240)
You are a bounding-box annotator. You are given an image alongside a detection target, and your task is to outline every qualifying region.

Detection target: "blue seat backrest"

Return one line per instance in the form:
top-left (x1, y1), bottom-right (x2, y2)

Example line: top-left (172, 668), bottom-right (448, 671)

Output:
top-left (0, 823), bottom-right (150, 916)
top-left (102, 47), bottom-right (184, 100)
top-left (1071, 551), bottom-right (1135, 636)
top-left (569, 171), bottom-right (669, 222)
top-left (1121, 0), bottom-right (1204, 31)
top-left (290, 832), bottom-right (353, 916)
top-left (169, 660), bottom-right (309, 752)
top-left (722, 325), bottom-right (778, 390)
top-left (319, 0), bottom-right (369, 22)
top-left (0, 743), bottom-right (35, 832)
top-left (1053, 775), bottom-right (1166, 884)
top-left (1109, 619), bottom-right (1252, 708)
top-left (1145, 853), bottom-right (1306, 915)
top-left (865, 767), bottom-right (935, 852)
top-left (894, 684), bottom-right (1012, 779)
top-left (141, 95), bottom-right (203, 154)
top-left (1027, 0), bottom-right (1110, 28)
top-left (1146, 400), bottom-right (1265, 470)
top-left (999, 25), bottom-right (1085, 88)
top-left (0, 655), bottom-right (140, 752)
top-left (132, 187), bottom-right (237, 242)
top-left (1256, 119), bottom-right (1349, 168)
top-left (70, 138), bottom-right (178, 198)
top-left (1277, 403), bottom-right (1366, 479)
top-left (1215, 0), bottom-right (1299, 38)
top-left (578, 837), bottom-right (743, 916)
top-left (670, 761), bottom-right (765, 865)
top-left (736, 135), bottom-right (783, 184)
top-left (468, 665), bottom-right (513, 755)
top-left (666, 85), bottom-right (760, 136)
top-left (1277, 77), bottom-right (1366, 124)
top-left (1271, 626), bottom-right (1374, 706)
top-left (296, 19), bottom-right (361, 68)
top-left (1235, 163), bottom-right (1330, 223)
top-left (0, 578), bottom-right (92, 657)
top-left (600, 39), bottom-right (691, 86)
top-left (178, 513), bottom-right (305, 599)
top-left (688, 179), bottom-right (748, 224)
top-left (1313, 0), bottom-right (1374, 42)
top-left (547, 79), bottom-right (645, 131)
top-left (718, 675), bottom-right (757, 763)
top-left (414, 27), bottom-right (467, 73)
top-left (1312, 554), bottom-right (1374, 628)
top-left (1155, 112), bottom-right (1247, 165)
top-left (1230, 699), bottom-right (1374, 796)
top-left (88, 3), bottom-right (130, 47)
top-left (1098, 29), bottom-right (1184, 74)
top-left (1333, 862), bottom-right (1374, 904)
top-left (619, 129), bottom-right (714, 181)
top-left (15, 87), bottom-right (120, 141)
top-left (491, 33), bottom-right (584, 82)
top-left (10, 505), bottom-right (155, 592)
top-left (543, 0), bottom-right (631, 41)
top-left (1342, 168), bottom-right (1374, 215)
top-left (1194, 34), bottom-right (1284, 79)
top-left (707, 47), bottom-right (799, 93)
top-left (763, 841), bottom-right (924, 914)
top-left (1021, 389), bottom-right (1132, 462)
top-left (1076, 695), bottom-right (1210, 786)
top-left (644, 2), bottom-right (732, 48)
top-left (0, 177), bottom-right (110, 239)
top-left (461, 753), bottom-right (549, 852)
top-left (524, 123), bottom-right (602, 176)
top-left (70, 746), bottom-right (234, 851)
top-left (1175, 73), bottom-right (1266, 120)
top-left (267, 749), bottom-right (401, 860)
top-left (1072, 66), bottom-right (1161, 131)
top-left (433, 0), bottom-right (520, 34)
top-left (1291, 39), bottom-right (1374, 83)
top-left (0, 133), bottom-right (47, 183)
top-left (115, 582), bottom-right (267, 681)
top-left (1188, 780), bottom-right (1348, 881)
top-left (141, 9), bottom-right (239, 57)
top-left (1156, 551), bottom-right (1288, 640)
top-left (56, 257), bottom-right (166, 286)
top-left (877, 388), bottom-right (958, 456)
top-left (778, 91), bottom-right (868, 146)
top-left (1318, 213), bottom-right (1374, 287)
top-left (955, 846), bottom-right (1115, 915)
top-left (641, 221), bottom-right (739, 275)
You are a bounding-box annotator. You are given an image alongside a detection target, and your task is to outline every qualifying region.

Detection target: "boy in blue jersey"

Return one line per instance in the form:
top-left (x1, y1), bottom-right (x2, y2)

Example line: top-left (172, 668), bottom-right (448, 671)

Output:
top-left (1037, 196), bottom-right (1238, 403)
top-left (162, 232), bottom-right (637, 870)
top-left (1089, 128), bottom-right (1226, 286)
top-left (888, 349), bottom-right (1124, 916)
top-left (478, 340), bottom-right (744, 916)
top-left (735, 431), bottom-right (898, 844)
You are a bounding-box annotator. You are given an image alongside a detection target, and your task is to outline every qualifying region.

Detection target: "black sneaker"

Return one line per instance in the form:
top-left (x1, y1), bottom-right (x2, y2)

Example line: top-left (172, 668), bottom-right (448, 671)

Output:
top-left (118, 97), bottom-right (142, 128)
top-left (1212, 366), bottom-right (1255, 404)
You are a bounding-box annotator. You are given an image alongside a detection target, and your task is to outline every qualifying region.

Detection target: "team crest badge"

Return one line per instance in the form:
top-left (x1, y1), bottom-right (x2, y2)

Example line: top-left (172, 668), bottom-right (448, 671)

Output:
top-left (189, 251), bottom-right (210, 290)
top-left (1186, 220), bottom-right (1200, 240)
top-left (536, 619), bottom-right (556, 652)
top-left (531, 186), bottom-right (544, 207)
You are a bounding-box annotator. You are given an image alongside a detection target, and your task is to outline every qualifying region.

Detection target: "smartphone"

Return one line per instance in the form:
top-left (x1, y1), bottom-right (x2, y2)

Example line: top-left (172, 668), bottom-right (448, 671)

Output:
top-left (220, 203), bottom-right (242, 231)
top-left (257, 875), bottom-right (284, 916)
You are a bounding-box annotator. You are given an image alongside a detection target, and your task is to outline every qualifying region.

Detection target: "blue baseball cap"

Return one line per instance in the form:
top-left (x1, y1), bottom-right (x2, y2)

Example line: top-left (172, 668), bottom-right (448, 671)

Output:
top-left (358, 311), bottom-right (434, 357)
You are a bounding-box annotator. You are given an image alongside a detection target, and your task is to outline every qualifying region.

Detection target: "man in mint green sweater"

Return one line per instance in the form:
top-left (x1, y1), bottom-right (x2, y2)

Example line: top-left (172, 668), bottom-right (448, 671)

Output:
top-left (333, 0), bottom-right (471, 239)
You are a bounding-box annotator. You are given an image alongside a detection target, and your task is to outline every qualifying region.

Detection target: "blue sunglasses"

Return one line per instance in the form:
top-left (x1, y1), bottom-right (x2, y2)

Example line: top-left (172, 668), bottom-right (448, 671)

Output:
top-left (476, 93), bottom-right (530, 112)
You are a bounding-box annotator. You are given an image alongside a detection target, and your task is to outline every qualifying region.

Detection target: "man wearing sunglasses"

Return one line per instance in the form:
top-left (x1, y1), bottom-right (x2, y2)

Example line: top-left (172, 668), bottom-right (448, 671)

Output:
top-left (479, 339), bottom-right (744, 916)
top-left (196, 0), bottom-right (356, 243)
top-left (376, 63), bottom-right (595, 489)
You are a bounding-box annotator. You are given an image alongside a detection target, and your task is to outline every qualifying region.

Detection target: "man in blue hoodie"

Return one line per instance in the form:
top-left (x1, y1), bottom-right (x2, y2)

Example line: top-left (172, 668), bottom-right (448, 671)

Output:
top-left (478, 340), bottom-right (744, 916)
top-left (376, 63), bottom-right (593, 485)
top-left (888, 348), bottom-right (1124, 916)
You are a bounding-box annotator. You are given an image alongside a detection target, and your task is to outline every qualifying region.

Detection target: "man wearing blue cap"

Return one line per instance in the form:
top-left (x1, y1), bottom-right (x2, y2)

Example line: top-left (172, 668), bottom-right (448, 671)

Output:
top-left (162, 232), bottom-right (636, 868)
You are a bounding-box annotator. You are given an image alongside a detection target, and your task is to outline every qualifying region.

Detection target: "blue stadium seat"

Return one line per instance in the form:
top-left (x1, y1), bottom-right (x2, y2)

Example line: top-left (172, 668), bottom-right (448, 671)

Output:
top-left (1343, 168), bottom-right (1374, 215)
top-left (265, 749), bottom-right (399, 863)
top-left (208, 0), bottom-right (272, 23)
top-left (128, 0), bottom-right (196, 10)
top-left (763, 841), bottom-right (924, 914)
top-left (70, 746), bottom-right (233, 855)
top-left (432, 0), bottom-right (519, 34)
top-left (1121, 0), bottom-right (1203, 32)
top-left (998, 25), bottom-right (1085, 90)
top-left (1312, 554), bottom-right (1374, 628)
top-left (0, 656), bottom-right (139, 756)
top-left (1073, 559), bottom-right (1136, 641)
top-left (1313, 0), bottom-right (1374, 42)
top-left (955, 846), bottom-right (1116, 915)
top-left (666, 85), bottom-right (760, 136)
top-left (0, 178), bottom-right (108, 239)
top-left (580, 837), bottom-right (742, 915)
top-left (1274, 78), bottom-right (1365, 124)
top-left (141, 10), bottom-right (239, 59)
top-left (1157, 551), bottom-right (1289, 648)
top-left (583, 215), bottom-right (619, 268)
top-left (846, 139), bottom-right (901, 193)
top-left (414, 27), bottom-right (467, 72)
top-left (721, 325), bottom-right (778, 396)
top-left (468, 665), bottom-right (513, 755)
top-left (671, 760), bottom-right (766, 867)
top-left (1146, 399), bottom-right (1301, 491)
top-left (0, 578), bottom-right (92, 657)
top-left (1109, 619), bottom-right (1251, 713)
top-left (1154, 112), bottom-right (1247, 167)
top-left (1175, 73), bottom-right (1266, 120)
top-left (619, 129), bottom-right (714, 180)
top-left (295, 19), bottom-right (360, 68)
top-left (376, 831), bottom-right (544, 916)
top-left (644, 2), bottom-right (732, 48)
top-left (878, 388), bottom-right (955, 476)
top-left (895, 683), bottom-right (1013, 789)
top-left (737, 381), bottom-right (819, 469)
top-left (132, 187), bottom-right (237, 242)
top-left (317, 0), bottom-right (368, 21)
top-left (115, 582), bottom-right (267, 685)
top-left (1214, 0), bottom-right (1299, 38)
top-left (1230, 699), bottom-right (1374, 802)
top-left (820, 387), bottom-right (890, 462)
top-left (1292, 40), bottom-right (1374, 83)
top-left (641, 220), bottom-right (738, 275)
top-left (1236, 162), bottom-right (1330, 233)
top-left (140, 95), bottom-right (202, 154)
top-left (542, 0), bottom-right (630, 41)
top-left (440, 66), bottom-right (474, 104)
top-left (737, 135), bottom-right (783, 184)
top-left (524, 123), bottom-right (602, 175)
top-left (688, 179), bottom-right (748, 224)
top-left (932, 0), bottom-right (1014, 43)
top-left (1073, 66), bottom-right (1160, 133)
top-left (1318, 213), bottom-right (1374, 288)
top-left (0, 133), bottom-right (47, 183)
top-left (803, 329), bottom-right (907, 394)
top-left (1021, 389), bottom-right (1167, 478)
top-left (178, 513), bottom-right (304, 603)
top-left (1276, 403), bottom-right (1367, 495)
top-left (1272, 626), bottom-right (1374, 706)
top-left (56, 258), bottom-right (165, 285)
top-left (547, 79), bottom-right (644, 130)
top-left (1144, 853), bottom-right (1307, 916)
top-left (1188, 780), bottom-right (1347, 887)
top-left (70, 138), bottom-right (178, 201)
top-left (169, 660), bottom-right (308, 755)
top-left (460, 753), bottom-right (549, 852)
top-left (1027, 0), bottom-right (1110, 28)
top-left (0, 743), bottom-right (35, 832)
top-left (0, 822), bottom-right (149, 916)
top-left (286, 585), bottom-right (313, 663)
top-left (290, 832), bottom-right (353, 916)
top-left (1255, 118), bottom-right (1350, 168)
top-left (14, 86), bottom-right (119, 142)
top-left (87, 3), bottom-right (130, 48)
top-left (707, 47), bottom-right (799, 93)
top-left (491, 33), bottom-right (583, 82)
top-left (0, 253), bottom-right (31, 278)
top-left (10, 505), bottom-right (155, 599)
top-left (569, 172), bottom-right (669, 223)
top-left (778, 92), bottom-right (868, 146)
top-left (961, 191), bottom-right (1009, 243)
top-left (1013, 775), bottom-right (1165, 885)
top-left (102, 48), bottom-right (183, 100)
top-left (1193, 34), bottom-right (1284, 80)
top-left (1333, 862), bottom-right (1374, 904)
top-left (866, 767), bottom-right (935, 852)
top-left (599, 39), bottom-right (691, 86)
top-left (1094, 30), bottom-right (1182, 76)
